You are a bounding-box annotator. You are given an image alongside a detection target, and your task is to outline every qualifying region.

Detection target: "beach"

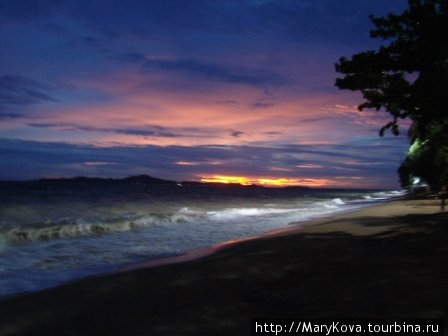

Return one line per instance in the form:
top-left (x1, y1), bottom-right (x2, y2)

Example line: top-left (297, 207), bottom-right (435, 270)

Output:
top-left (0, 198), bottom-right (446, 335)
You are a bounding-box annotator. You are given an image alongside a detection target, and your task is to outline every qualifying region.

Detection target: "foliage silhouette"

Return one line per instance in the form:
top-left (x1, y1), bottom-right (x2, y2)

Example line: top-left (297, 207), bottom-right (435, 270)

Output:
top-left (335, 0), bottom-right (448, 190)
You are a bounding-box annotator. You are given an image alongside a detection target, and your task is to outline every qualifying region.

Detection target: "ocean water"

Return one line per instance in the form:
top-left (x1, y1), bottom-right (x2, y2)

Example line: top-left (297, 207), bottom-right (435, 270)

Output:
top-left (0, 179), bottom-right (405, 299)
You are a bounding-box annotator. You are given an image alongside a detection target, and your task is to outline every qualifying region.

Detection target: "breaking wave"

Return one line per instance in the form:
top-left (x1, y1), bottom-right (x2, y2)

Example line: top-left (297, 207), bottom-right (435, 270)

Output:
top-left (0, 197), bottom-right (362, 247)
top-left (0, 212), bottom-right (198, 246)
top-left (0, 186), bottom-right (407, 299)
top-left (0, 190), bottom-right (406, 248)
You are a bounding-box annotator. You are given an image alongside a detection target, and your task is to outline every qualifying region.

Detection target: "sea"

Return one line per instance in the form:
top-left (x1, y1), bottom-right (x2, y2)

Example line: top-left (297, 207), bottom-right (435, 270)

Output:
top-left (0, 176), bottom-right (405, 300)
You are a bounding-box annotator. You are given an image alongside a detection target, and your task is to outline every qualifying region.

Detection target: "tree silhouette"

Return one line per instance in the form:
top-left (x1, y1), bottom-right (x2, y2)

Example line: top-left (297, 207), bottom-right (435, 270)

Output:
top-left (335, 0), bottom-right (448, 190)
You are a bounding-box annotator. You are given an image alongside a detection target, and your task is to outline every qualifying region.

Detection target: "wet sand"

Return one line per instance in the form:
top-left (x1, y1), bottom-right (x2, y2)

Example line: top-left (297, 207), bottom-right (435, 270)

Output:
top-left (0, 199), bottom-right (447, 335)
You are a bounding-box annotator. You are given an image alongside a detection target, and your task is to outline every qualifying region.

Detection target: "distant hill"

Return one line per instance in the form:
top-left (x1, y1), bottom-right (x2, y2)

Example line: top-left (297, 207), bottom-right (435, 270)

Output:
top-left (44, 175), bottom-right (177, 186)
top-left (0, 175), bottom-right (175, 186)
top-left (0, 175), bottom-right (311, 189)
top-left (121, 175), bottom-right (176, 185)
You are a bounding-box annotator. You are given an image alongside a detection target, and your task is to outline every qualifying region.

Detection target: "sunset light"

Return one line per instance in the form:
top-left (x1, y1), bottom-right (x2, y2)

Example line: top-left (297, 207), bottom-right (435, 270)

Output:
top-left (0, 0), bottom-right (409, 189)
top-left (199, 175), bottom-right (331, 187)
top-left (200, 175), bottom-right (253, 185)
top-left (1, 1), bottom-right (429, 332)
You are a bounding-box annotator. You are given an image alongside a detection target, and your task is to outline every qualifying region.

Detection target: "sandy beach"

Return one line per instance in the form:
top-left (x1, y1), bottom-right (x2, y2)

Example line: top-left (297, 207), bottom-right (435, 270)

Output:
top-left (0, 198), bottom-right (447, 335)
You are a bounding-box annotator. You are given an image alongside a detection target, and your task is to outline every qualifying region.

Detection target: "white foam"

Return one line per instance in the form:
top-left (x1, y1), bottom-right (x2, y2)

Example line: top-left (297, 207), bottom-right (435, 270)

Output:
top-left (332, 198), bottom-right (345, 205)
top-left (0, 212), bottom-right (202, 246)
top-left (0, 188), bottom-right (407, 299)
top-left (205, 207), bottom-right (299, 221)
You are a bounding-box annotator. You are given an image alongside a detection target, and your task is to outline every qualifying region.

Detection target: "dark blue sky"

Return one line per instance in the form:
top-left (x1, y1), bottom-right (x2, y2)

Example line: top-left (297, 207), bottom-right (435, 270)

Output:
top-left (0, 0), bottom-right (409, 187)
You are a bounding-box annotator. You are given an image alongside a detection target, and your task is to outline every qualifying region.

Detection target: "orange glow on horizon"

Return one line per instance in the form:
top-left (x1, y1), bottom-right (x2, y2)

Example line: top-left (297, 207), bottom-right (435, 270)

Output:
top-left (201, 175), bottom-right (254, 185)
top-left (199, 175), bottom-right (331, 187)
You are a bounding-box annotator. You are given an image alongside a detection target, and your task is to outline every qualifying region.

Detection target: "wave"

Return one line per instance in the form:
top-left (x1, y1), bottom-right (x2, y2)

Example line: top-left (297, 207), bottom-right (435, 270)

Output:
top-left (0, 213), bottom-right (198, 246)
top-left (0, 202), bottom-right (339, 246)
top-left (0, 190), bottom-right (405, 247)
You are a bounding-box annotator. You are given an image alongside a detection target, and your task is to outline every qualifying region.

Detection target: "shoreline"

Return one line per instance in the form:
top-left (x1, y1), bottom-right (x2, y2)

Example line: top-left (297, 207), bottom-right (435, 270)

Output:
top-left (117, 199), bottom-right (389, 273)
top-left (118, 196), bottom-right (411, 273)
top-left (0, 195), bottom-right (401, 301)
top-left (0, 198), bottom-right (446, 335)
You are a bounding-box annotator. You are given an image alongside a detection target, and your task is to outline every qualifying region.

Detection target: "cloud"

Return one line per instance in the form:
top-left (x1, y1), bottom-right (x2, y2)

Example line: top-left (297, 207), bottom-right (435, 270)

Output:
top-left (112, 52), bottom-right (146, 63)
top-left (251, 101), bottom-right (275, 109)
top-left (296, 164), bottom-right (324, 169)
top-left (0, 1), bottom-right (410, 188)
top-left (1, 0), bottom-right (407, 55)
top-left (114, 55), bottom-right (282, 87)
top-left (27, 122), bottom-right (222, 139)
top-left (111, 52), bottom-right (285, 88)
top-left (0, 138), bottom-right (405, 188)
top-left (299, 116), bottom-right (330, 123)
top-left (0, 75), bottom-right (57, 106)
top-left (231, 131), bottom-right (245, 138)
top-left (28, 122), bottom-right (180, 138)
top-left (82, 161), bottom-right (116, 166)
top-left (0, 112), bottom-right (23, 120)
top-left (0, 1), bottom-right (59, 21)
top-left (214, 100), bottom-right (239, 106)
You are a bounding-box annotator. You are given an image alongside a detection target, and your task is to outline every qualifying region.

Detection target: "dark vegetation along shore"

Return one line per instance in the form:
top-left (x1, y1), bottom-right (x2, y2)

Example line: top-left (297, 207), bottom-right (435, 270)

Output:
top-left (0, 199), bottom-right (447, 335)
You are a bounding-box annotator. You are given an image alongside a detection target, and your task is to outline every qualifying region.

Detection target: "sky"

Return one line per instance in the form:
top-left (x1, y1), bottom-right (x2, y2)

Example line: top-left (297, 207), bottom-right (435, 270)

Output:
top-left (0, 0), bottom-right (410, 188)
